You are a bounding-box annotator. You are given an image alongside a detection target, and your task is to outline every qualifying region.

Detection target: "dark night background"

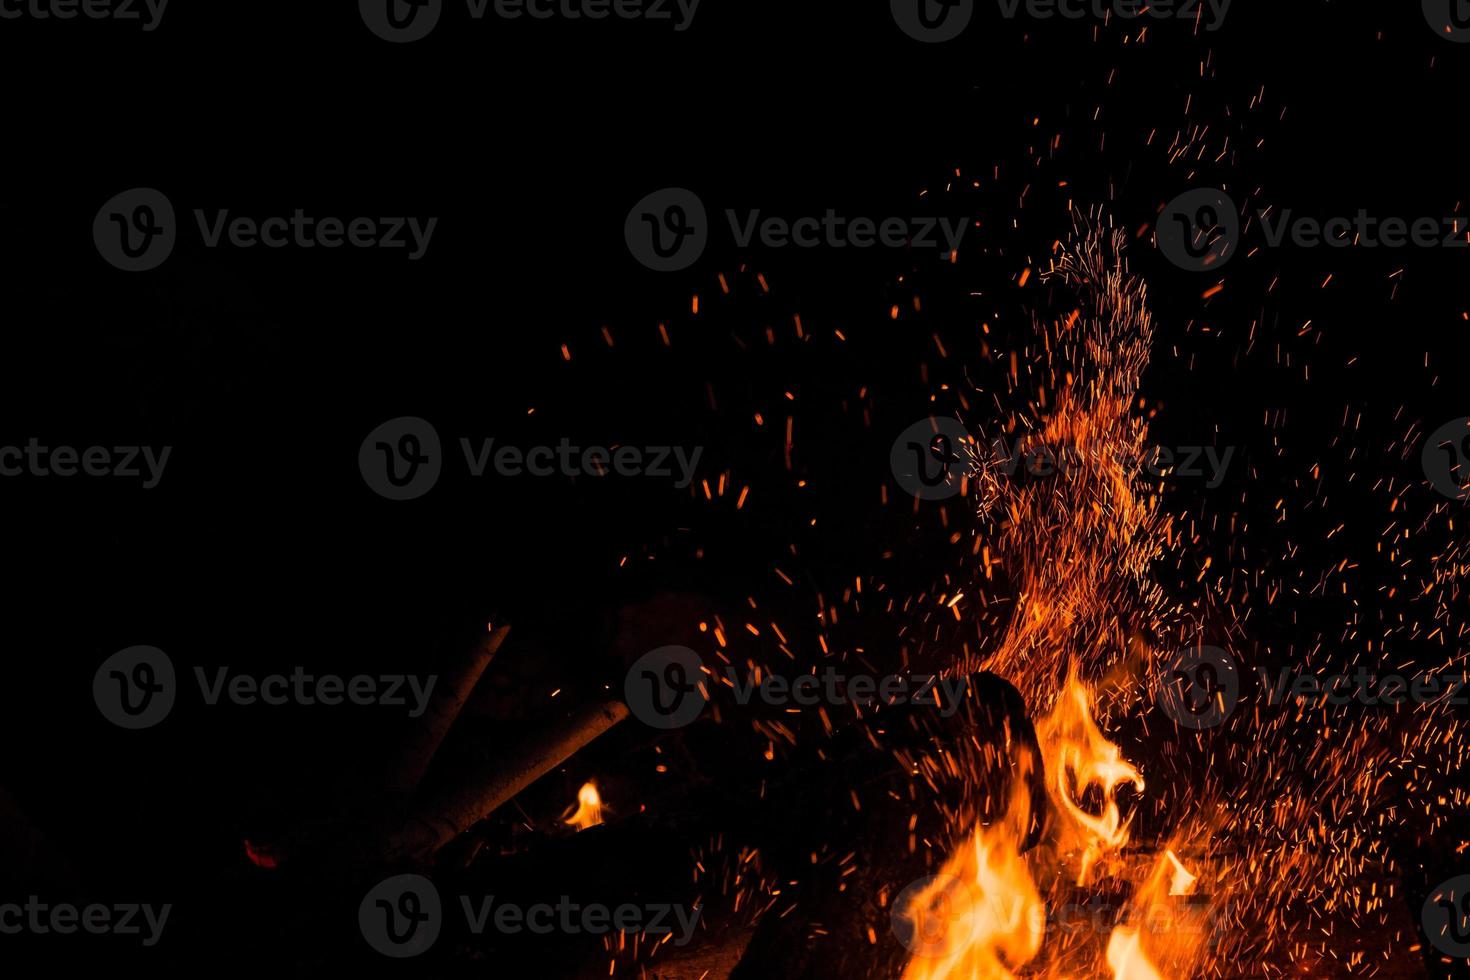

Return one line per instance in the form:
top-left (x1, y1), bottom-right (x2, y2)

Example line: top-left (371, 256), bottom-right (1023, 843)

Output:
top-left (2, 1), bottom-right (1469, 975)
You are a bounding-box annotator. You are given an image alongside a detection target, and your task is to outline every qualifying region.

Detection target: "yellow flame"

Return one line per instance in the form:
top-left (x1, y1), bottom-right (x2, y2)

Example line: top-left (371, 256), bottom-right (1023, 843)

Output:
top-left (1035, 671), bottom-right (1145, 885)
top-left (902, 229), bottom-right (1234, 979)
top-left (900, 756), bottom-right (1044, 980)
top-left (1164, 850), bottom-right (1197, 898)
top-left (1106, 927), bottom-right (1166, 980)
top-left (563, 780), bottom-right (604, 831)
top-left (1100, 847), bottom-right (1210, 980)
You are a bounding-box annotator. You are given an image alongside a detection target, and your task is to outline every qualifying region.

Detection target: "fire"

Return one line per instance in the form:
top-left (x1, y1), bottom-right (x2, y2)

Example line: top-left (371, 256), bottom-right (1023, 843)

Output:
top-left (899, 675), bottom-right (1174, 980)
top-left (562, 780), bottom-right (605, 831)
top-left (1097, 846), bottom-right (1212, 979)
top-left (1034, 671), bottom-right (1145, 886)
top-left (908, 227), bottom-right (1228, 978)
top-left (899, 755), bottom-right (1045, 980)
top-left (883, 217), bottom-right (1440, 978)
top-left (1105, 927), bottom-right (1164, 980)
top-left (1163, 851), bottom-right (1196, 898)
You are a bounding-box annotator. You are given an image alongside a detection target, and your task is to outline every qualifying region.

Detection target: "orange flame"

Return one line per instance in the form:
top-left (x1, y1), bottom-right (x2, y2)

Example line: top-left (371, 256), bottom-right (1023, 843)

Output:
top-left (899, 755), bottom-right (1045, 980)
top-left (563, 780), bottom-right (605, 831)
top-left (1163, 850), bottom-right (1197, 898)
top-left (1035, 671), bottom-right (1144, 885)
top-left (1101, 847), bottom-right (1212, 980)
top-left (1106, 927), bottom-right (1165, 980)
top-left (900, 227), bottom-right (1242, 979)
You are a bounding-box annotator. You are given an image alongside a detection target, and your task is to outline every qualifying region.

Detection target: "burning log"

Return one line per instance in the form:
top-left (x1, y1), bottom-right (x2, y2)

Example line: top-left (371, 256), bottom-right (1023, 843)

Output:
top-left (731, 671), bottom-right (1047, 980)
top-left (259, 622), bottom-right (629, 874)
top-left (379, 699), bottom-right (630, 864)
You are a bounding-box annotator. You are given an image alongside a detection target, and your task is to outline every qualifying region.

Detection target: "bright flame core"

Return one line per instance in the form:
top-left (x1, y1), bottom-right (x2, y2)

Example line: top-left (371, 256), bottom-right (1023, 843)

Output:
top-left (1035, 672), bottom-right (1145, 886)
top-left (563, 780), bottom-right (605, 831)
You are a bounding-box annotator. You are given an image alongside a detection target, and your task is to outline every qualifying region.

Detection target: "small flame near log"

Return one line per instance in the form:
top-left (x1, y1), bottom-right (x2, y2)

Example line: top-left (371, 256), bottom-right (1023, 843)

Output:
top-left (563, 780), bottom-right (605, 832)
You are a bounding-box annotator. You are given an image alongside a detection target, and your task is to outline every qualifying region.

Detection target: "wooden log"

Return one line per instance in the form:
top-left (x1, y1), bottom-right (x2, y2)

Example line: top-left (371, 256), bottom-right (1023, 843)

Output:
top-left (380, 699), bottom-right (630, 864)
top-left (383, 623), bottom-right (510, 796)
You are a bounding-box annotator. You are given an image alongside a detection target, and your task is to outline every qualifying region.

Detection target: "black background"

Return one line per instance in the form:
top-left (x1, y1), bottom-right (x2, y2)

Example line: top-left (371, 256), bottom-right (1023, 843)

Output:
top-left (3, 0), bottom-right (1470, 975)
